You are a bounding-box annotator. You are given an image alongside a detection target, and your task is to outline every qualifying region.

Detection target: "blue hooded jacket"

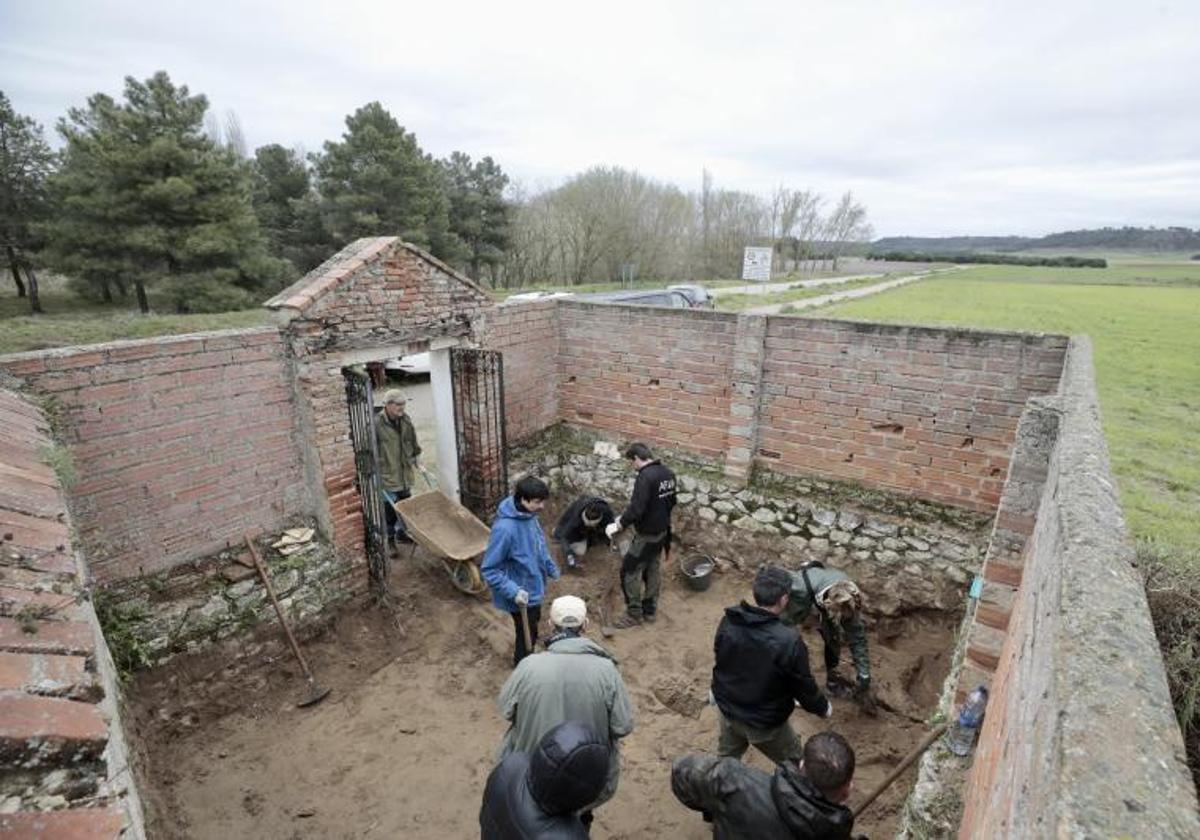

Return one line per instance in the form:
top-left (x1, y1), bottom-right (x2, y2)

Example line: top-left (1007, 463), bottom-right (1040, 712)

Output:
top-left (481, 495), bottom-right (560, 612)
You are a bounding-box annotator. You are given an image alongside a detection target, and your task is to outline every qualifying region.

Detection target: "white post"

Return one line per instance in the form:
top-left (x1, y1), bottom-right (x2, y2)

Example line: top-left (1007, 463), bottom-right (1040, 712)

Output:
top-left (428, 346), bottom-right (460, 502)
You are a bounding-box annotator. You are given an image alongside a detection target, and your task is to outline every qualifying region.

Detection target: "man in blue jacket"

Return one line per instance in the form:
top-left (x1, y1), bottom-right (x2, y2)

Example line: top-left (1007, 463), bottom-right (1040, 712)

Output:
top-left (481, 476), bottom-right (561, 665)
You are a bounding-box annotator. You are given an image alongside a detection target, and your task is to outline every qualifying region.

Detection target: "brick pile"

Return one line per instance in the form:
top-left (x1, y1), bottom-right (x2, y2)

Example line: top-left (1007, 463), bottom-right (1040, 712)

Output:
top-left (0, 388), bottom-right (136, 838)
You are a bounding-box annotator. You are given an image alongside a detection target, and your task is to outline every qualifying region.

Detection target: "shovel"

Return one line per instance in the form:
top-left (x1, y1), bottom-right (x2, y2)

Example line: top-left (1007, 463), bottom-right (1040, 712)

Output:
top-left (244, 535), bottom-right (332, 708)
top-left (852, 723), bottom-right (948, 818)
top-left (518, 603), bottom-right (533, 654)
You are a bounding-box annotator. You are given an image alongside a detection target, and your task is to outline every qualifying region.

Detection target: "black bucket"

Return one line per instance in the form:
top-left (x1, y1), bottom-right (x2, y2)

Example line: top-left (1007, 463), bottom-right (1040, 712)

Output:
top-left (680, 553), bottom-right (715, 592)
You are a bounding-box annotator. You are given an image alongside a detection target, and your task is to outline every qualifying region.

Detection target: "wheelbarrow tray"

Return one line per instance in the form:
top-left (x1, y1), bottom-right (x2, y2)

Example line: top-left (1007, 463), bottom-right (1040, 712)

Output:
top-left (392, 490), bottom-right (491, 562)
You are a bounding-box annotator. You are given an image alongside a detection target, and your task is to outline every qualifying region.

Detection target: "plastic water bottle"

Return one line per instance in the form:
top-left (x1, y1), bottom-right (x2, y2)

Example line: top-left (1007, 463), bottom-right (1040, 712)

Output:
top-left (948, 686), bottom-right (988, 756)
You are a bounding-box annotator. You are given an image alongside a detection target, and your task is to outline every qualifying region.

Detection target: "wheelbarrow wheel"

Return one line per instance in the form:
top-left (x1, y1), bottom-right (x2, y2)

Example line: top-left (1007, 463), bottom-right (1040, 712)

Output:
top-left (447, 559), bottom-right (485, 596)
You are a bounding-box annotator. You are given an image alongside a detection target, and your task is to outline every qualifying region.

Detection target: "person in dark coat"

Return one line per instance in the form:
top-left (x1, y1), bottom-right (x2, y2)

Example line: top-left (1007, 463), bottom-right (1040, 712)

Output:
top-left (711, 565), bottom-right (832, 764)
top-left (604, 442), bottom-right (677, 628)
top-left (552, 496), bottom-right (615, 569)
top-left (480, 721), bottom-right (610, 840)
top-left (671, 731), bottom-right (860, 840)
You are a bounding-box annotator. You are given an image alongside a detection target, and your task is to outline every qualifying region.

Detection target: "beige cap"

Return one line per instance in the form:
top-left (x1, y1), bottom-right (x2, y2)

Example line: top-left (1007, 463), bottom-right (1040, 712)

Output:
top-left (549, 595), bottom-right (587, 628)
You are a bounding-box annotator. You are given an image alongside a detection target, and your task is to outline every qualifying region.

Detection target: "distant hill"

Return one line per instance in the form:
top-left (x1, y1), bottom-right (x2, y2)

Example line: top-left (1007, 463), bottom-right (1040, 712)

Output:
top-left (874, 226), bottom-right (1200, 254)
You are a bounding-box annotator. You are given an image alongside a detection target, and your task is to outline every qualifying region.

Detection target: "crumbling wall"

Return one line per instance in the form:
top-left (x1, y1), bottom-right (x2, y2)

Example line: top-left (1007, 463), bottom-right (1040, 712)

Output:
top-left (0, 386), bottom-right (144, 837)
top-left (266, 238), bottom-right (494, 561)
top-left (0, 329), bottom-right (311, 583)
top-left (957, 338), bottom-right (1199, 837)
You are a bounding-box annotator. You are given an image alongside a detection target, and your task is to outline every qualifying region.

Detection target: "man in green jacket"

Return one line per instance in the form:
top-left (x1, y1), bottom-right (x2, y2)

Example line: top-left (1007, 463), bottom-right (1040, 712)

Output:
top-left (496, 595), bottom-right (635, 830)
top-left (375, 389), bottom-right (422, 549)
top-left (782, 563), bottom-right (876, 714)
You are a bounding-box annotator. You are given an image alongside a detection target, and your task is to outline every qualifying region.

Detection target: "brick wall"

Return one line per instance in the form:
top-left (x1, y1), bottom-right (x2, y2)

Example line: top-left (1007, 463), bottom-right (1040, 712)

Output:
top-left (556, 302), bottom-right (737, 460)
top-left (0, 387), bottom-right (143, 838)
top-left (957, 338), bottom-right (1199, 838)
top-left (268, 238), bottom-right (494, 558)
top-left (757, 319), bottom-right (1067, 512)
top-left (478, 300), bottom-right (559, 444)
top-left (0, 329), bottom-right (310, 584)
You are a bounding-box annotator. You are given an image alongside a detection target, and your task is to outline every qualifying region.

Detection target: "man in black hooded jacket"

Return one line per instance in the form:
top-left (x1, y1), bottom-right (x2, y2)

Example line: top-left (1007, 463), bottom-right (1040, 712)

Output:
top-left (480, 721), bottom-right (609, 839)
top-left (711, 565), bottom-right (832, 763)
top-left (671, 731), bottom-right (861, 839)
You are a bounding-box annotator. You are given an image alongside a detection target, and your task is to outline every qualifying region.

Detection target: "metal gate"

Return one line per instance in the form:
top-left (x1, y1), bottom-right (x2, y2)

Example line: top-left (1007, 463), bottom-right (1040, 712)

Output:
top-left (342, 366), bottom-right (389, 591)
top-left (451, 348), bottom-right (509, 522)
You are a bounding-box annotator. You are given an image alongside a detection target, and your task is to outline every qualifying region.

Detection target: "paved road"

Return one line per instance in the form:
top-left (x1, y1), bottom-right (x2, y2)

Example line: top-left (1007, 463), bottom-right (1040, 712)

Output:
top-left (741, 270), bottom-right (943, 316)
top-left (711, 272), bottom-right (886, 298)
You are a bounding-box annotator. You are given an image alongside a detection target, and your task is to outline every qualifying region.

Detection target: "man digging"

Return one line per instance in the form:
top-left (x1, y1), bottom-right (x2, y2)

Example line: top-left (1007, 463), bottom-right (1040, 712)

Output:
top-left (782, 563), bottom-right (877, 715)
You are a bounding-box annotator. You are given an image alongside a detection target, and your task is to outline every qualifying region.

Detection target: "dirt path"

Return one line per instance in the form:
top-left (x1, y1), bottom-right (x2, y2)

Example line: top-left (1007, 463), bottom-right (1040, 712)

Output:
top-left (129, 517), bottom-right (957, 839)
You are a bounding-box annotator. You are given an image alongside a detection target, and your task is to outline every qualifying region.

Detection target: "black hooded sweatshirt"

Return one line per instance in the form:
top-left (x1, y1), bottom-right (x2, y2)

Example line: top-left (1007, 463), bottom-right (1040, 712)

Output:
top-left (711, 602), bottom-right (828, 729)
top-left (480, 721), bottom-right (609, 840)
top-left (671, 754), bottom-right (856, 839)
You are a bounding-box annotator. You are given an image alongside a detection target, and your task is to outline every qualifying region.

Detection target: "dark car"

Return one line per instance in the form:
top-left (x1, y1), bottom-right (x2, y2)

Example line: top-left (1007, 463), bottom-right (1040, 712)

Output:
top-left (667, 284), bottom-right (715, 308)
top-left (577, 289), bottom-right (693, 308)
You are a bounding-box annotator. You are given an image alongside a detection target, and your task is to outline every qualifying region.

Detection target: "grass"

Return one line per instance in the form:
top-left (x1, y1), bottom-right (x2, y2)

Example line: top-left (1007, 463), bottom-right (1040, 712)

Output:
top-left (0, 273), bottom-right (272, 355)
top-left (813, 264), bottom-right (1200, 781)
top-left (715, 275), bottom-right (890, 312)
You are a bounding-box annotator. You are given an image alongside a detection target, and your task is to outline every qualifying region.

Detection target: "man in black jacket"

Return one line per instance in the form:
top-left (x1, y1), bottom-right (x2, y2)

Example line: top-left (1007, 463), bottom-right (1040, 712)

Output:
top-left (671, 731), bottom-right (860, 839)
top-left (480, 721), bottom-right (610, 839)
top-left (711, 565), bottom-right (832, 763)
top-left (605, 442), bottom-right (677, 629)
top-left (552, 496), bottom-right (615, 569)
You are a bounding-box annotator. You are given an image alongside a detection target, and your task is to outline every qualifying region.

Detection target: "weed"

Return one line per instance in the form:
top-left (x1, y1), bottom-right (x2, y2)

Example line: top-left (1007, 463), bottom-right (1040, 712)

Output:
top-left (93, 589), bottom-right (153, 681)
top-left (38, 442), bottom-right (76, 490)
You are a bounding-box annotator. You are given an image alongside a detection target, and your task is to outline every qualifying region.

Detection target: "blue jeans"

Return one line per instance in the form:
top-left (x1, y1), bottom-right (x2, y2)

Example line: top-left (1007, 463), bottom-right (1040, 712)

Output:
top-left (382, 488), bottom-right (411, 539)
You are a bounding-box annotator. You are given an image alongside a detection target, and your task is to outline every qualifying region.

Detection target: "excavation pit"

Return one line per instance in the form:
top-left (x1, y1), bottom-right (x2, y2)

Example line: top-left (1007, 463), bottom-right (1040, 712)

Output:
top-left (126, 499), bottom-right (966, 840)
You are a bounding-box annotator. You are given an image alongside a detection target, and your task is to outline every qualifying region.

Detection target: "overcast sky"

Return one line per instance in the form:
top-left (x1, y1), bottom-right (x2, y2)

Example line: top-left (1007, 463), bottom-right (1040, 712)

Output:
top-left (2, 0), bottom-right (1197, 237)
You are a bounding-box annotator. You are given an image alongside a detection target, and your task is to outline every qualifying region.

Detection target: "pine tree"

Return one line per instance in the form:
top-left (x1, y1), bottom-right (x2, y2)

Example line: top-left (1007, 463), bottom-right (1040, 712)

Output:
top-left (0, 91), bottom-right (56, 312)
top-left (43, 72), bottom-right (291, 313)
top-left (441, 152), bottom-right (511, 282)
top-left (250, 143), bottom-right (330, 272)
top-left (313, 102), bottom-right (458, 259)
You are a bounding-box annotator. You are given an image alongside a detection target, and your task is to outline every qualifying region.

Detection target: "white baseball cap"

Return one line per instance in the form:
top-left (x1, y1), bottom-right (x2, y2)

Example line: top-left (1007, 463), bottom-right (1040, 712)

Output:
top-left (550, 595), bottom-right (587, 628)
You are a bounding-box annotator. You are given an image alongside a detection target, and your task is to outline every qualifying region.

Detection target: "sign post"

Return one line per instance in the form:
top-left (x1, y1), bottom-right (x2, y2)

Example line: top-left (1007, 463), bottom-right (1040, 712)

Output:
top-left (741, 246), bottom-right (773, 292)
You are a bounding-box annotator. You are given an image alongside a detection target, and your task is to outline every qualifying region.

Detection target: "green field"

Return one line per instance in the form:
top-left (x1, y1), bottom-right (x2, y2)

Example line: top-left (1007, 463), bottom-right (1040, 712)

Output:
top-left (816, 266), bottom-right (1200, 564)
top-left (0, 273), bottom-right (272, 355)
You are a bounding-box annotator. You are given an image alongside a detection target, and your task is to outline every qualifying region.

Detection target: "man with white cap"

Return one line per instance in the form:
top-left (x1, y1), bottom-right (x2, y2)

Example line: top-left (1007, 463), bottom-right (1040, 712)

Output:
top-left (495, 595), bottom-right (635, 829)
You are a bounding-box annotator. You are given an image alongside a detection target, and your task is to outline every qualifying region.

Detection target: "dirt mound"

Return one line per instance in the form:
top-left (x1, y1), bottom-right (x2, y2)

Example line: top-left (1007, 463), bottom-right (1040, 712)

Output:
top-left (651, 673), bottom-right (709, 718)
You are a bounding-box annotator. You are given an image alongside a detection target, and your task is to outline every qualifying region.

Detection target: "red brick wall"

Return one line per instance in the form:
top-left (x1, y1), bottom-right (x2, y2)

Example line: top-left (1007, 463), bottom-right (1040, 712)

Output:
top-left (758, 319), bottom-right (1067, 512)
top-left (270, 239), bottom-right (494, 557)
top-left (0, 328), bottom-right (309, 582)
top-left (556, 302), bottom-right (737, 460)
top-left (479, 300), bottom-right (560, 444)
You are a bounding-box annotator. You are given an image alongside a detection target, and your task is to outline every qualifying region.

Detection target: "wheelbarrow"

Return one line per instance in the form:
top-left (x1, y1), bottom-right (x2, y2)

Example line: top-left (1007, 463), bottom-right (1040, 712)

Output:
top-left (391, 488), bottom-right (491, 596)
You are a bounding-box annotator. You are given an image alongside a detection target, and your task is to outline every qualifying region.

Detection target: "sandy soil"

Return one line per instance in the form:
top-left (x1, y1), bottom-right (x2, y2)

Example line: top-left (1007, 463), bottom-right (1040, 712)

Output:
top-left (129, 511), bottom-right (957, 840)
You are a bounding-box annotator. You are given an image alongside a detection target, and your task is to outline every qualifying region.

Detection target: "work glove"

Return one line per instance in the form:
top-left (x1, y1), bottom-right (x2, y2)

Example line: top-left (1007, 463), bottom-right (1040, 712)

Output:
top-left (514, 588), bottom-right (529, 607)
top-left (565, 553), bottom-right (578, 568)
top-left (822, 698), bottom-right (834, 719)
top-left (605, 522), bottom-right (622, 540)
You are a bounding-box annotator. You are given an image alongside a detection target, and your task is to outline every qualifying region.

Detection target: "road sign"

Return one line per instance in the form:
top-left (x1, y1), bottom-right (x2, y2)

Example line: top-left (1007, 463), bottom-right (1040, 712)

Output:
top-left (742, 246), bottom-right (773, 282)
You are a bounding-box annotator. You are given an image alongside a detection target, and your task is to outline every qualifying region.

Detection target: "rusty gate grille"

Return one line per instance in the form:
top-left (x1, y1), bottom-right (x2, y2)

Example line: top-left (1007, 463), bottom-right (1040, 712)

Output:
top-left (343, 366), bottom-right (389, 591)
top-left (451, 348), bottom-right (508, 522)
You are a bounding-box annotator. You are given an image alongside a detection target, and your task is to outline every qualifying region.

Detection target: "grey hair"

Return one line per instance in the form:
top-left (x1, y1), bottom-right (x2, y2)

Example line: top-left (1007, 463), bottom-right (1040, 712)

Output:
top-left (383, 389), bottom-right (407, 406)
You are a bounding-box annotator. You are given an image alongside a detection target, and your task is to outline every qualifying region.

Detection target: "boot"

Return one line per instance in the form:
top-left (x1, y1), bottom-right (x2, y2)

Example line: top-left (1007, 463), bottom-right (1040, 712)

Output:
top-left (608, 612), bottom-right (643, 630)
top-left (826, 671), bottom-right (855, 698)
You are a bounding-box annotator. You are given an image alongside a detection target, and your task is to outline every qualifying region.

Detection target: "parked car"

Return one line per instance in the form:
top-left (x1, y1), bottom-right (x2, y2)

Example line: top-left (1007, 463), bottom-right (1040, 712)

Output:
top-left (577, 289), bottom-right (693, 308)
top-left (501, 290), bottom-right (575, 305)
top-left (667, 284), bottom-right (714, 308)
top-left (385, 352), bottom-right (431, 379)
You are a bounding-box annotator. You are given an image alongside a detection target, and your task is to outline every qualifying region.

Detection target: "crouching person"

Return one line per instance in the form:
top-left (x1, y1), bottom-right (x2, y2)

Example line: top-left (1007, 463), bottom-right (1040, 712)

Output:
top-left (480, 721), bottom-right (610, 839)
top-left (671, 731), bottom-right (860, 840)
top-left (552, 496), bottom-right (616, 569)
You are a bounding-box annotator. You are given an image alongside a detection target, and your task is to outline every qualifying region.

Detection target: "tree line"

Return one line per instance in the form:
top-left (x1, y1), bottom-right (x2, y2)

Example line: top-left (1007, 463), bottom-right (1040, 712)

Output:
top-left (0, 71), bottom-right (872, 315)
top-left (869, 251), bottom-right (1108, 269)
